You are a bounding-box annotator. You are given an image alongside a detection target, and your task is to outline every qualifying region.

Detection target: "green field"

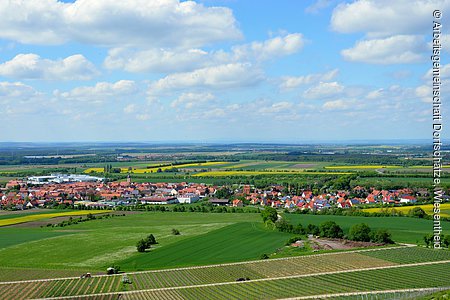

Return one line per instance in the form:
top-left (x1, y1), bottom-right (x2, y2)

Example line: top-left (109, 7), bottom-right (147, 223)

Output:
top-left (1, 246), bottom-right (449, 300)
top-left (119, 222), bottom-right (293, 270)
top-left (284, 214), bottom-right (450, 244)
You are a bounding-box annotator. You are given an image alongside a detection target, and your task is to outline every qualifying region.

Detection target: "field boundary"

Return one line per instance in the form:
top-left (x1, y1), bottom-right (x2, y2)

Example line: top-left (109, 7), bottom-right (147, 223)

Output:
top-left (0, 244), bottom-right (414, 285)
top-left (29, 260), bottom-right (450, 300)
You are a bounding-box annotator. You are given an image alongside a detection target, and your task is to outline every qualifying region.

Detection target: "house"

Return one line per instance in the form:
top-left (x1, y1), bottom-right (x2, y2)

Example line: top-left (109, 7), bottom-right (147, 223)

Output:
top-left (177, 193), bottom-right (200, 204)
top-left (141, 196), bottom-right (178, 205)
top-left (399, 195), bottom-right (417, 204)
top-left (232, 199), bottom-right (243, 207)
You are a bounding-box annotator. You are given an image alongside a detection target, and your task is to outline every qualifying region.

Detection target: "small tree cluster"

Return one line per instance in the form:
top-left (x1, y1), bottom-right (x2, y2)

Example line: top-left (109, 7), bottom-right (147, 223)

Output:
top-left (347, 223), bottom-right (394, 244)
top-left (136, 234), bottom-right (158, 252)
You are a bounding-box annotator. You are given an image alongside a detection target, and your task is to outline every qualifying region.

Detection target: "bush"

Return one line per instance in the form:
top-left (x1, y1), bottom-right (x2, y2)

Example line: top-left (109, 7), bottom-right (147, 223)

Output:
top-left (172, 228), bottom-right (180, 235)
top-left (136, 239), bottom-right (150, 252)
top-left (286, 236), bottom-right (302, 245)
top-left (306, 224), bottom-right (320, 236)
top-left (261, 206), bottom-right (278, 223)
top-left (146, 234), bottom-right (157, 245)
top-left (319, 221), bottom-right (344, 238)
top-left (409, 207), bottom-right (426, 218)
top-left (370, 229), bottom-right (394, 244)
top-left (260, 253), bottom-right (269, 259)
top-left (348, 223), bottom-right (371, 242)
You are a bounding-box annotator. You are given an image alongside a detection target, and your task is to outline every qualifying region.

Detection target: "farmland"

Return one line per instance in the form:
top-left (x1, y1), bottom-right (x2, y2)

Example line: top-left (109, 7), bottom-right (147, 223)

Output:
top-left (363, 203), bottom-right (450, 218)
top-left (0, 210), bottom-right (112, 227)
top-left (0, 246), bottom-right (449, 299)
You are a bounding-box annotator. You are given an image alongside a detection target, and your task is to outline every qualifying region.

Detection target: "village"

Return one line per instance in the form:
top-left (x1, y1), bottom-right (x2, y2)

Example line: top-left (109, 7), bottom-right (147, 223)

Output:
top-left (0, 173), bottom-right (425, 211)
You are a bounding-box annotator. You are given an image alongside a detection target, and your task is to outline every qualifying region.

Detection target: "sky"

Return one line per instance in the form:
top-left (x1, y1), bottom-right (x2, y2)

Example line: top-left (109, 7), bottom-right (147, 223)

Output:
top-left (0, 0), bottom-right (449, 143)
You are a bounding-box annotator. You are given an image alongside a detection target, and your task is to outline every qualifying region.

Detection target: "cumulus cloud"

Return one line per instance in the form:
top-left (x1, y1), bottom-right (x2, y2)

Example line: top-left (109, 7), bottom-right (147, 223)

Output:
top-left (0, 81), bottom-right (41, 102)
top-left (279, 69), bottom-right (338, 90)
top-left (303, 81), bottom-right (344, 99)
top-left (0, 53), bottom-right (99, 80)
top-left (171, 92), bottom-right (215, 109)
top-left (231, 33), bottom-right (304, 61)
top-left (55, 80), bottom-right (138, 102)
top-left (322, 99), bottom-right (350, 110)
top-left (341, 35), bottom-right (426, 64)
top-left (0, 0), bottom-right (241, 48)
top-left (149, 63), bottom-right (264, 93)
top-left (104, 33), bottom-right (303, 73)
top-left (259, 101), bottom-right (294, 114)
top-left (104, 48), bottom-right (209, 73)
top-left (331, 0), bottom-right (449, 37)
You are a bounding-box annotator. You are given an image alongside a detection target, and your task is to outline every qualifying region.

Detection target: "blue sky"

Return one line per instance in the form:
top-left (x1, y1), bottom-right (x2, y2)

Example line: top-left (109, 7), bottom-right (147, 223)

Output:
top-left (0, 0), bottom-right (448, 142)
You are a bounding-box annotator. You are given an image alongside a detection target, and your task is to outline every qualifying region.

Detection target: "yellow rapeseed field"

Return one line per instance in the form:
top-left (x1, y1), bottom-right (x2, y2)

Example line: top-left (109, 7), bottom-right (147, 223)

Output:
top-left (193, 171), bottom-right (353, 177)
top-left (0, 210), bottom-right (112, 227)
top-left (363, 203), bottom-right (450, 217)
top-left (84, 161), bottom-right (229, 174)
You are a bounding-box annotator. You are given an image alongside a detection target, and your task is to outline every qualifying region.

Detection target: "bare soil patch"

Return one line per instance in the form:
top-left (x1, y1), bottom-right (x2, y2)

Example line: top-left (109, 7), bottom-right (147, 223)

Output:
top-left (309, 237), bottom-right (383, 250)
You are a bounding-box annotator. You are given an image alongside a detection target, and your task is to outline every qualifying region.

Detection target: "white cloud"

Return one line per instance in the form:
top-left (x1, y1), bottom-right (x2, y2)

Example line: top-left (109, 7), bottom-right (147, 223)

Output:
top-left (0, 53), bottom-right (99, 80)
top-left (123, 104), bottom-right (136, 114)
top-left (171, 92), bottom-right (215, 109)
top-left (231, 33), bottom-right (304, 61)
top-left (104, 48), bottom-right (210, 73)
top-left (104, 33), bottom-right (303, 73)
top-left (0, 0), bottom-right (241, 48)
top-left (259, 101), bottom-right (294, 114)
top-left (136, 114), bottom-right (150, 121)
top-left (341, 35), bottom-right (426, 64)
top-left (55, 80), bottom-right (138, 102)
top-left (305, 0), bottom-right (335, 14)
top-left (303, 81), bottom-right (344, 99)
top-left (0, 81), bottom-right (41, 103)
top-left (150, 63), bottom-right (264, 92)
top-left (279, 69), bottom-right (338, 90)
top-left (322, 99), bottom-right (350, 110)
top-left (331, 0), bottom-right (449, 37)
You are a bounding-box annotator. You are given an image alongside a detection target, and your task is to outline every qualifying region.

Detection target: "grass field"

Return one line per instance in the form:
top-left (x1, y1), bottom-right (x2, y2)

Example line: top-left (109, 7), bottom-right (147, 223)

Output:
top-left (284, 214), bottom-right (450, 244)
top-left (118, 222), bottom-right (293, 270)
top-left (0, 247), bottom-right (449, 299)
top-left (0, 210), bottom-right (112, 227)
top-left (363, 203), bottom-right (450, 218)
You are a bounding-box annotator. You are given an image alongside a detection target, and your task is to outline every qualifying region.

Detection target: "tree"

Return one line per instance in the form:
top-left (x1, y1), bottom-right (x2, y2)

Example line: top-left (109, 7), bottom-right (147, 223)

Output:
top-left (370, 229), bottom-right (394, 244)
top-left (319, 221), bottom-right (344, 238)
top-left (136, 239), bottom-right (149, 252)
top-left (261, 206), bottom-right (278, 223)
top-left (409, 207), bottom-right (426, 218)
top-left (348, 223), bottom-right (371, 242)
top-left (306, 224), bottom-right (320, 236)
top-left (172, 228), bottom-right (180, 235)
top-left (423, 234), bottom-right (434, 248)
top-left (146, 234), bottom-right (157, 245)
top-left (443, 235), bottom-right (450, 248)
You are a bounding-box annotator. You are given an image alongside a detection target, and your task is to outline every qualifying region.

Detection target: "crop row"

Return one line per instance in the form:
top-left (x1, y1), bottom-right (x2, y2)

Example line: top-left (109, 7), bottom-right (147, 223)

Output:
top-left (361, 246), bottom-right (450, 264)
top-left (68, 262), bottom-right (450, 300)
top-left (1, 247), bottom-right (447, 299)
top-left (0, 268), bottom-right (92, 282)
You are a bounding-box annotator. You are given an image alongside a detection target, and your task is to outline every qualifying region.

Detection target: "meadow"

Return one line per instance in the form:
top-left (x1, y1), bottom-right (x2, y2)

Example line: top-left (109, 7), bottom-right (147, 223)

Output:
top-left (283, 213), bottom-right (450, 244)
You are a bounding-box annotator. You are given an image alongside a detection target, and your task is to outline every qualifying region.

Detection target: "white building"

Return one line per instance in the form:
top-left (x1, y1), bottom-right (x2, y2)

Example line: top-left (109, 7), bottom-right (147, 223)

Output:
top-left (177, 193), bottom-right (200, 204)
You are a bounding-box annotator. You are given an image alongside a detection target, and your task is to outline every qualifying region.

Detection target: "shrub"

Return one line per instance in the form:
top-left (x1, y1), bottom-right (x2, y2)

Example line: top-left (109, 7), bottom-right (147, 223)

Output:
top-left (319, 221), bottom-right (344, 238)
top-left (370, 229), bottom-right (394, 244)
top-left (172, 228), bottom-right (180, 235)
top-left (348, 223), bottom-right (371, 242)
top-left (136, 239), bottom-right (150, 252)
